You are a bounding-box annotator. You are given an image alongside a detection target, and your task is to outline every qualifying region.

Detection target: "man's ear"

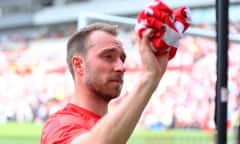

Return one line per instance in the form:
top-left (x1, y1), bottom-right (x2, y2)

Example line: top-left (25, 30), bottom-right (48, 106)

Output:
top-left (72, 55), bottom-right (84, 75)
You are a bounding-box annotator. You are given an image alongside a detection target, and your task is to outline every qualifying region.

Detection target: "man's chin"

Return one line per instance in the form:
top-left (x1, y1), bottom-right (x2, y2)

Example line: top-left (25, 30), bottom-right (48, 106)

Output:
top-left (96, 92), bottom-right (119, 103)
top-left (108, 92), bottom-right (121, 101)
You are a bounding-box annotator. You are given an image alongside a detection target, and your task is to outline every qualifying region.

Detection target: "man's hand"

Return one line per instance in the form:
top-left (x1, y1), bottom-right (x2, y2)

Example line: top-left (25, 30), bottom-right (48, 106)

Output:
top-left (137, 28), bottom-right (169, 86)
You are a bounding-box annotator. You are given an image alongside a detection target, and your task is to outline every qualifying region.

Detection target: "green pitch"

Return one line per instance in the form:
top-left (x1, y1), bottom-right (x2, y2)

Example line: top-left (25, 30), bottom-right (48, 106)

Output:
top-left (0, 122), bottom-right (236, 144)
top-left (0, 122), bottom-right (42, 144)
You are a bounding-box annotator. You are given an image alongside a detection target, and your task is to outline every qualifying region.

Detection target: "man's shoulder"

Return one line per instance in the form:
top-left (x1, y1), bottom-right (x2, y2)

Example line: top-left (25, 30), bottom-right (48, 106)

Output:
top-left (54, 103), bottom-right (101, 122)
top-left (42, 103), bottom-right (102, 132)
top-left (40, 103), bottom-right (92, 144)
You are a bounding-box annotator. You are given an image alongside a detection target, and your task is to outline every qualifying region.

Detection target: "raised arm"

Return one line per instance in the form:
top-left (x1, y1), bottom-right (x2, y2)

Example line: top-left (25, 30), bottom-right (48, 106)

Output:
top-left (71, 29), bottom-right (169, 144)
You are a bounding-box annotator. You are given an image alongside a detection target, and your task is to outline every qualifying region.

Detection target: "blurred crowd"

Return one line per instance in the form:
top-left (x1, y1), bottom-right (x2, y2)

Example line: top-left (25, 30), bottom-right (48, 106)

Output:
top-left (0, 22), bottom-right (239, 132)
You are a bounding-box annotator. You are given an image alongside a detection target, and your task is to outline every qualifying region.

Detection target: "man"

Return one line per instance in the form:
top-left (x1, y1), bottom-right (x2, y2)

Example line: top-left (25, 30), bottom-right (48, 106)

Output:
top-left (41, 22), bottom-right (169, 144)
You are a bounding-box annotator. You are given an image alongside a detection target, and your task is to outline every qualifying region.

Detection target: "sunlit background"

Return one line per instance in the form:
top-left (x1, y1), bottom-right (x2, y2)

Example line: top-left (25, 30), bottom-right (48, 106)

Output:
top-left (0, 0), bottom-right (239, 144)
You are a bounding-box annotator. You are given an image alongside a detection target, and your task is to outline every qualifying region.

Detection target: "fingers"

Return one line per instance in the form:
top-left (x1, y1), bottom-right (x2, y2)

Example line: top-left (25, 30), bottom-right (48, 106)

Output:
top-left (139, 28), bottom-right (156, 53)
top-left (137, 28), bottom-right (155, 57)
top-left (141, 29), bottom-right (153, 44)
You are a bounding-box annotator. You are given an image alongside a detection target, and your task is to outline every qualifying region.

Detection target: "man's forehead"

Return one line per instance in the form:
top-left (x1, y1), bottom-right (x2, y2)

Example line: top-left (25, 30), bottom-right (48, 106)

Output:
top-left (98, 41), bottom-right (125, 54)
top-left (90, 32), bottom-right (123, 47)
top-left (112, 39), bottom-right (123, 47)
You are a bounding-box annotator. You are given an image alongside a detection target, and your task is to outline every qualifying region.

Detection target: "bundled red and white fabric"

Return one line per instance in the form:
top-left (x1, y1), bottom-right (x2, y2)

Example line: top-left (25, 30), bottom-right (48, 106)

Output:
top-left (135, 0), bottom-right (191, 60)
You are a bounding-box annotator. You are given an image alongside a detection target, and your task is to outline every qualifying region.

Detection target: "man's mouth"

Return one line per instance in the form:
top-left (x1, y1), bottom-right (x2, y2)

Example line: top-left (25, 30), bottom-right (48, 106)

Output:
top-left (110, 79), bottom-right (123, 84)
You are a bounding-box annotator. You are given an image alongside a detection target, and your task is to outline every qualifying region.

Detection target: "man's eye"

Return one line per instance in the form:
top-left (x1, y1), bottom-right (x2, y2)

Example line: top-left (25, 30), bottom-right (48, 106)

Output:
top-left (121, 56), bottom-right (126, 63)
top-left (104, 55), bottom-right (113, 59)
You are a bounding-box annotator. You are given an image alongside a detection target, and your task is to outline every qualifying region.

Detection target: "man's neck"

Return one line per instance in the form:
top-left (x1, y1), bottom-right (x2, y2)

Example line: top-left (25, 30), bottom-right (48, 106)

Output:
top-left (71, 87), bottom-right (109, 116)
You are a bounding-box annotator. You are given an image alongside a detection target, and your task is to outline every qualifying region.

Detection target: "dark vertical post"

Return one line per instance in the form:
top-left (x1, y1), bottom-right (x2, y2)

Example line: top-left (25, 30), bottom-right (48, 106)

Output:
top-left (215, 0), bottom-right (229, 144)
top-left (238, 124), bottom-right (240, 144)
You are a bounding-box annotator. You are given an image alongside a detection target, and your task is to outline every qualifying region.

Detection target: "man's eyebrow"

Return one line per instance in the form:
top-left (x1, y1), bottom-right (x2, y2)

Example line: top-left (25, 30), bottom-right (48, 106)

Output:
top-left (101, 47), bottom-right (126, 61)
top-left (100, 47), bottom-right (117, 53)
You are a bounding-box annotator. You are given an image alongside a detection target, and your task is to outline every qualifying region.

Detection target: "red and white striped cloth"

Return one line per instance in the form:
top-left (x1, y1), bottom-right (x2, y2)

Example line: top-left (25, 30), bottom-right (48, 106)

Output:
top-left (135, 0), bottom-right (191, 60)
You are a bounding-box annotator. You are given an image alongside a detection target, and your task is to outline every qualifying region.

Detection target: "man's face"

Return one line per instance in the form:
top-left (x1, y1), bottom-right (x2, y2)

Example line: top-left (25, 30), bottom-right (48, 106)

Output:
top-left (83, 30), bottom-right (126, 102)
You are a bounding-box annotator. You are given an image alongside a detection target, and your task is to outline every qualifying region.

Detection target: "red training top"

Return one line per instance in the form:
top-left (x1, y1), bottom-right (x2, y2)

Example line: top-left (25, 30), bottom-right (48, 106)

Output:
top-left (41, 103), bottom-right (101, 144)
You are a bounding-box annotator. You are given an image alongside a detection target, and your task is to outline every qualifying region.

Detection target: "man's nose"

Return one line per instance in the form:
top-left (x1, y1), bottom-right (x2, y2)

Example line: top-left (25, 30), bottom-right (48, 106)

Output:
top-left (114, 59), bottom-right (125, 73)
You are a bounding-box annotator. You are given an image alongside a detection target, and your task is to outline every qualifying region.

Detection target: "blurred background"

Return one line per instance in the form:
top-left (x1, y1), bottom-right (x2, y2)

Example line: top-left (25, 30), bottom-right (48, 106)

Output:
top-left (0, 0), bottom-right (239, 144)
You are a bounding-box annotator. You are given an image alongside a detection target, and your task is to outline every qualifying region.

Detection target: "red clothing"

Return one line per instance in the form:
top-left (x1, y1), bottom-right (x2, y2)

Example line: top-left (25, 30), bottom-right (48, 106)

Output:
top-left (41, 103), bottom-right (101, 144)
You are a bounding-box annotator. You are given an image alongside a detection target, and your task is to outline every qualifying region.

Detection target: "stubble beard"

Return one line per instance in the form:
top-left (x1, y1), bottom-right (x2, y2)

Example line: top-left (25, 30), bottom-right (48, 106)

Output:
top-left (84, 63), bottom-right (122, 102)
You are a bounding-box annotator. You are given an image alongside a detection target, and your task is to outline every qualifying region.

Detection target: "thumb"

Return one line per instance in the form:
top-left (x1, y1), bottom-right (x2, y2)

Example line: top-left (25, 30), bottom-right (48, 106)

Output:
top-left (142, 28), bottom-right (153, 44)
top-left (139, 28), bottom-right (154, 53)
